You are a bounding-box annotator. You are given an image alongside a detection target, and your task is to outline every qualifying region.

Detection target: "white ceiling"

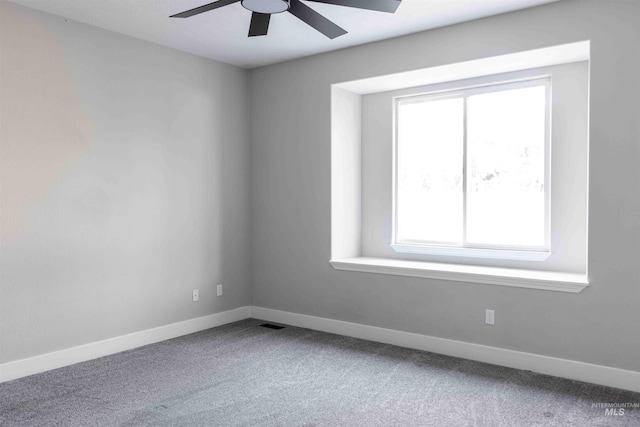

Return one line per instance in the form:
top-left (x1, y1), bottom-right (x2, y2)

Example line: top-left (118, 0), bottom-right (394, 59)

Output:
top-left (9, 0), bottom-right (559, 68)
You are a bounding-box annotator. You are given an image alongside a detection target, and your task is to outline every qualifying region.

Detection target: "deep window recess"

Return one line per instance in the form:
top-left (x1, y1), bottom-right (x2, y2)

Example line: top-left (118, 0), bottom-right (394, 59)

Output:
top-left (331, 44), bottom-right (589, 291)
top-left (392, 78), bottom-right (551, 260)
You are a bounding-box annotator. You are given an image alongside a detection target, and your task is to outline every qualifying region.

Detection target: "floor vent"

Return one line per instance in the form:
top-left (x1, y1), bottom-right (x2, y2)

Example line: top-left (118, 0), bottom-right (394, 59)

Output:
top-left (260, 323), bottom-right (285, 330)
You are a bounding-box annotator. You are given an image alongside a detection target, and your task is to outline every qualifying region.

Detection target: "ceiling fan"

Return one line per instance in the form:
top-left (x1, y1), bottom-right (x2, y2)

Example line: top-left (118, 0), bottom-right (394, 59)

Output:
top-left (170, 0), bottom-right (402, 39)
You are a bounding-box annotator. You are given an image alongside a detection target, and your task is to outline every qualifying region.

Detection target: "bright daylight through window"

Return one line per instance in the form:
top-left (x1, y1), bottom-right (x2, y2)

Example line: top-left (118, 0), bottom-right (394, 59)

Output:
top-left (393, 78), bottom-right (550, 259)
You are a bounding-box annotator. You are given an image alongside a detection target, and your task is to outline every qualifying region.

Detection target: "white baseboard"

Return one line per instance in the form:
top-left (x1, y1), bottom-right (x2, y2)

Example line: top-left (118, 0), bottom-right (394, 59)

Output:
top-left (3, 305), bottom-right (638, 393)
top-left (250, 306), bottom-right (640, 393)
top-left (0, 306), bottom-right (251, 384)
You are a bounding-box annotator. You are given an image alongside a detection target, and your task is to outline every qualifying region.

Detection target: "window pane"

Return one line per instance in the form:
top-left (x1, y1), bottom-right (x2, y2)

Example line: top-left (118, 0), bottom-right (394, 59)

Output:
top-left (466, 85), bottom-right (546, 247)
top-left (396, 97), bottom-right (464, 244)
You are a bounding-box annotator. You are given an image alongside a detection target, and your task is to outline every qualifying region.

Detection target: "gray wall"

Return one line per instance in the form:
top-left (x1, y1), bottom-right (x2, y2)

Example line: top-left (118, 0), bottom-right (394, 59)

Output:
top-left (249, 0), bottom-right (640, 371)
top-left (0, 1), bottom-right (251, 363)
top-left (2, 0), bottom-right (638, 374)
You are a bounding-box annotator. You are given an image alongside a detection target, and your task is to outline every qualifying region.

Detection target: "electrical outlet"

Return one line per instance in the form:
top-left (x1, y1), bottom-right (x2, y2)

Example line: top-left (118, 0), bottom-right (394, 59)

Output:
top-left (217, 284), bottom-right (223, 297)
top-left (485, 309), bottom-right (495, 325)
top-left (192, 289), bottom-right (199, 302)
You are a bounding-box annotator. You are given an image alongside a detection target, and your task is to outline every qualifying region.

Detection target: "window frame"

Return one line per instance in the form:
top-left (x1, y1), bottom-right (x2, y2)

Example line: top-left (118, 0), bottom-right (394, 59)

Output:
top-left (391, 77), bottom-right (552, 261)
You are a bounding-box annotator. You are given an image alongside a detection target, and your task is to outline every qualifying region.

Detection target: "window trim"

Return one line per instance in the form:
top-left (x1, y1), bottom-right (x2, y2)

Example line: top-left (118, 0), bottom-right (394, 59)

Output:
top-left (390, 244), bottom-right (551, 261)
top-left (391, 77), bottom-right (552, 260)
top-left (330, 41), bottom-right (591, 292)
top-left (329, 257), bottom-right (588, 293)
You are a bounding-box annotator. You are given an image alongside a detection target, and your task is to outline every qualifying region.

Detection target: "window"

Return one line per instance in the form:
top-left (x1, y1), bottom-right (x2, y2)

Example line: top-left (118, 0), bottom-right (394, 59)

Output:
top-left (330, 42), bottom-right (590, 291)
top-left (393, 79), bottom-right (550, 260)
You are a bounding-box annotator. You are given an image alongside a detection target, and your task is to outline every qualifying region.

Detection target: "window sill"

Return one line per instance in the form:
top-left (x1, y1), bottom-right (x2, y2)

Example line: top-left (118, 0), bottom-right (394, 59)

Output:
top-left (391, 244), bottom-right (551, 261)
top-left (329, 257), bottom-right (588, 293)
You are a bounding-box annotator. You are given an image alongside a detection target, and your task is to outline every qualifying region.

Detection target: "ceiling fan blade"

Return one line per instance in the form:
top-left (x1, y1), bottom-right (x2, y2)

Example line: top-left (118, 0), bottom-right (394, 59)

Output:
top-left (288, 0), bottom-right (347, 39)
top-left (303, 0), bottom-right (401, 13)
top-left (170, 0), bottom-right (241, 18)
top-left (248, 12), bottom-right (271, 37)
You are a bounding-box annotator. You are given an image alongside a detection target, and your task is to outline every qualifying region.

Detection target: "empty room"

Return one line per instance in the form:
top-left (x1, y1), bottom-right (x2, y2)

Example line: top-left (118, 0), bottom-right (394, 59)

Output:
top-left (1, 0), bottom-right (639, 425)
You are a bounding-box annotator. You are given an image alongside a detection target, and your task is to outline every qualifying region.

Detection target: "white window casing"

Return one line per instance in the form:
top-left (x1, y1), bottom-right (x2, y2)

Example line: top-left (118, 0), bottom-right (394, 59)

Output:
top-left (391, 77), bottom-right (552, 261)
top-left (330, 42), bottom-right (590, 292)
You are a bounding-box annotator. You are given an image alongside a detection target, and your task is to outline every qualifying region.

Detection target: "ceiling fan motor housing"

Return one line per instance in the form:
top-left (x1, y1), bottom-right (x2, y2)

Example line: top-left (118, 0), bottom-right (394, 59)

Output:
top-left (242, 0), bottom-right (290, 14)
top-left (171, 0), bottom-right (402, 39)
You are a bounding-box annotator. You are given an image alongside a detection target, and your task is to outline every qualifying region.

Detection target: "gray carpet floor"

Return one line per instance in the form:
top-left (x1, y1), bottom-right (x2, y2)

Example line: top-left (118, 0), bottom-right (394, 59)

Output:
top-left (1, 319), bottom-right (639, 426)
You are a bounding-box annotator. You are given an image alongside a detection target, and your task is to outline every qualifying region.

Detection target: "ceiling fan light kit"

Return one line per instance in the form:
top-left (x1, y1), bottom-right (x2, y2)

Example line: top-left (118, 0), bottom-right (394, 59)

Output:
top-left (171, 0), bottom-right (402, 39)
top-left (242, 0), bottom-right (290, 14)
